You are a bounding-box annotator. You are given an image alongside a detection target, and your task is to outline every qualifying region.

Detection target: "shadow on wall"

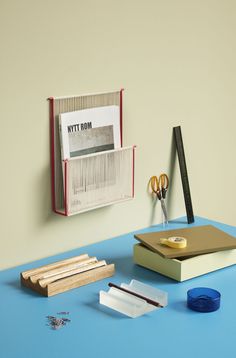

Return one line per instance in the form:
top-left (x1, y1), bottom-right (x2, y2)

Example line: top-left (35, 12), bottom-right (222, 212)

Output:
top-left (148, 130), bottom-right (177, 226)
top-left (166, 130), bottom-right (177, 218)
top-left (36, 164), bottom-right (53, 225)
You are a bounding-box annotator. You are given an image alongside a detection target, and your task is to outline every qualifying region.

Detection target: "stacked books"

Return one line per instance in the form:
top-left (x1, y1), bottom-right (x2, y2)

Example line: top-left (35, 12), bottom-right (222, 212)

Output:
top-left (133, 225), bottom-right (236, 281)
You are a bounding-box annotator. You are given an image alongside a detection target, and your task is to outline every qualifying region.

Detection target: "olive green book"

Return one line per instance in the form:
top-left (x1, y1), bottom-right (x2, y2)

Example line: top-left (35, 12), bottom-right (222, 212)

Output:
top-left (134, 225), bottom-right (236, 259)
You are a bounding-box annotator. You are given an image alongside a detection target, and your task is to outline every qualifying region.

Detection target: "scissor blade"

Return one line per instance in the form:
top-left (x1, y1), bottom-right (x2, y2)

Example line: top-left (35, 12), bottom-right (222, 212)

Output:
top-left (161, 199), bottom-right (168, 224)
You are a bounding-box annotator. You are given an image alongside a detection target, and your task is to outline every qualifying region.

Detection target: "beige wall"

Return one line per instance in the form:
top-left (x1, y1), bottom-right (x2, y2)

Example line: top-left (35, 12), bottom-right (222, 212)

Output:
top-left (1, 0), bottom-right (236, 270)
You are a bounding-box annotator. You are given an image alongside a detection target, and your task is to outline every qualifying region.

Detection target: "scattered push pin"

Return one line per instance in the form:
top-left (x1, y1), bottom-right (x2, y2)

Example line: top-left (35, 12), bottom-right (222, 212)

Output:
top-left (46, 313), bottom-right (71, 330)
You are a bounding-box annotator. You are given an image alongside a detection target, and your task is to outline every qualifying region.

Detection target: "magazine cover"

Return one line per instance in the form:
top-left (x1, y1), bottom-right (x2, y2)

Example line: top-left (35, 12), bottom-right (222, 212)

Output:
top-left (59, 105), bottom-right (121, 160)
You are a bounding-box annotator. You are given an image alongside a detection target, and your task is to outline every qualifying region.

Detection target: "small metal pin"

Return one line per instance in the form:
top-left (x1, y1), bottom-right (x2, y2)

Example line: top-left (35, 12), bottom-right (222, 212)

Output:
top-left (46, 313), bottom-right (71, 330)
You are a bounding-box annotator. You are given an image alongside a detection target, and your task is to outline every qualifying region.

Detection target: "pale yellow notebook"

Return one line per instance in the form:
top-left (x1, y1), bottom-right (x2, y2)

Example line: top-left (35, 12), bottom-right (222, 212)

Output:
top-left (134, 225), bottom-right (236, 259)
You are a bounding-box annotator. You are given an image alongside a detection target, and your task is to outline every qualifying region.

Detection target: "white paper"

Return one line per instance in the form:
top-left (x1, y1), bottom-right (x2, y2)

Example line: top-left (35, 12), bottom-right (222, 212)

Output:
top-left (59, 105), bottom-right (121, 160)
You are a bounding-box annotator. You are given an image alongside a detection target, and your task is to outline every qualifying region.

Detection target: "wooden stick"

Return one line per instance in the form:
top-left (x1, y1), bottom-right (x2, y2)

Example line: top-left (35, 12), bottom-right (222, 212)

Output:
top-left (30, 257), bottom-right (97, 284)
top-left (21, 254), bottom-right (89, 279)
top-left (108, 283), bottom-right (163, 308)
top-left (38, 260), bottom-right (107, 287)
top-left (47, 264), bottom-right (115, 296)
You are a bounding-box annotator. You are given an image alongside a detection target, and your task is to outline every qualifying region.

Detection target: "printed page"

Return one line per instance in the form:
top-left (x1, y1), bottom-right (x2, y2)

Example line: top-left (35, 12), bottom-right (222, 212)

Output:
top-left (59, 105), bottom-right (121, 160)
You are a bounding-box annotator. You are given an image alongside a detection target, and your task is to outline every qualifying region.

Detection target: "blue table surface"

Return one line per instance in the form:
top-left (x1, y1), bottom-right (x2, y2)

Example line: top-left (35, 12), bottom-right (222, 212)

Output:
top-left (1, 216), bottom-right (236, 358)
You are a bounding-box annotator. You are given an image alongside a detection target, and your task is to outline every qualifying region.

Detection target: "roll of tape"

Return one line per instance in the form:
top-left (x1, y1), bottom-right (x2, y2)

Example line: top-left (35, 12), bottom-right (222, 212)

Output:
top-left (160, 236), bottom-right (187, 249)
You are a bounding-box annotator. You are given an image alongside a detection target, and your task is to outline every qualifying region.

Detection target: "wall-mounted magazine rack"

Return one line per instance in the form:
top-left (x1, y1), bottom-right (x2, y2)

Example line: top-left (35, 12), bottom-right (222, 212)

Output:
top-left (49, 90), bottom-right (136, 216)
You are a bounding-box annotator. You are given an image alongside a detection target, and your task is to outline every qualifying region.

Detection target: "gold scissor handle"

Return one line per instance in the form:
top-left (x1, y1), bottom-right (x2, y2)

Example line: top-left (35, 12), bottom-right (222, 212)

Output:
top-left (159, 173), bottom-right (169, 199)
top-left (149, 176), bottom-right (161, 199)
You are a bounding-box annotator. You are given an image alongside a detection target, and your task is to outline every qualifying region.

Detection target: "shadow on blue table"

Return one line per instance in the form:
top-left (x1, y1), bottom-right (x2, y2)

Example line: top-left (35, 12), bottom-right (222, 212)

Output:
top-left (5, 279), bottom-right (41, 297)
top-left (103, 255), bottom-right (176, 287)
top-left (170, 300), bottom-right (188, 313)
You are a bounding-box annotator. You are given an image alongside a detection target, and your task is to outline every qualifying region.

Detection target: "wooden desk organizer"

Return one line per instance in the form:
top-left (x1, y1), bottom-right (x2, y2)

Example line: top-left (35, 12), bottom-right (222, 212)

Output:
top-left (21, 254), bottom-right (115, 296)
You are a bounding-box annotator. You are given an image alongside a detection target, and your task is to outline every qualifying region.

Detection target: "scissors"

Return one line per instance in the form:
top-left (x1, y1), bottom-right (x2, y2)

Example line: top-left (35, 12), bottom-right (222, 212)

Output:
top-left (149, 174), bottom-right (169, 224)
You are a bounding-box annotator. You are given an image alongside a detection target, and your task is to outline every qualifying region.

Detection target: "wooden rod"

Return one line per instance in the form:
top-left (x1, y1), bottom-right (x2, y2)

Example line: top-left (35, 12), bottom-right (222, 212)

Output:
top-left (39, 260), bottom-right (107, 288)
top-left (21, 254), bottom-right (89, 280)
top-left (108, 283), bottom-right (163, 308)
top-left (30, 257), bottom-right (98, 284)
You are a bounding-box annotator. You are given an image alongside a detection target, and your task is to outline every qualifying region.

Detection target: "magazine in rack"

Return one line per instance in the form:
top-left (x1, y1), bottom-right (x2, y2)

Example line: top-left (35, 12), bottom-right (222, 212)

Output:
top-left (59, 105), bottom-right (121, 159)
